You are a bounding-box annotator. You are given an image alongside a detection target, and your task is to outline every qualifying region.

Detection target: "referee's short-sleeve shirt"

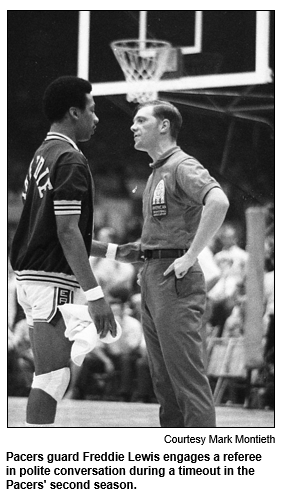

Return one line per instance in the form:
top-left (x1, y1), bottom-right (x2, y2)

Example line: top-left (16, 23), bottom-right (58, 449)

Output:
top-left (141, 147), bottom-right (221, 250)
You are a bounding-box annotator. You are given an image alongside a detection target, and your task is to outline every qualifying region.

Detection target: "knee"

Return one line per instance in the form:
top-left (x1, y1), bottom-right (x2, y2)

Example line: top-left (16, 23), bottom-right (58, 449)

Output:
top-left (31, 367), bottom-right (70, 402)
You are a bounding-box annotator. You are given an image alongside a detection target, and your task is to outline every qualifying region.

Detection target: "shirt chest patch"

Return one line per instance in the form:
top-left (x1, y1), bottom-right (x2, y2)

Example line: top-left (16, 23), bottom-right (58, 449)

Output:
top-left (152, 179), bottom-right (168, 218)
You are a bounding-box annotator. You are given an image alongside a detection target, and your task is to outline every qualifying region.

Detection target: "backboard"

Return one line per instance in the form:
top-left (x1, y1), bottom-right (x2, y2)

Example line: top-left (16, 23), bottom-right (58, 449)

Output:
top-left (77, 11), bottom-right (273, 100)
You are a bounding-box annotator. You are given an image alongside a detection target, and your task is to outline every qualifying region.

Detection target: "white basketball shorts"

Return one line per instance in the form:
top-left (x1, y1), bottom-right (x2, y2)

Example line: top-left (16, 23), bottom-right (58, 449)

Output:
top-left (16, 283), bottom-right (86, 328)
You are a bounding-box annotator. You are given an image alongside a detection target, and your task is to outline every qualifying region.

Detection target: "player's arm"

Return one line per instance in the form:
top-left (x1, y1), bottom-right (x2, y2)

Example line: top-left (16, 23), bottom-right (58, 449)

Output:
top-left (91, 239), bottom-right (144, 263)
top-left (56, 214), bottom-right (116, 337)
top-left (164, 187), bottom-right (229, 278)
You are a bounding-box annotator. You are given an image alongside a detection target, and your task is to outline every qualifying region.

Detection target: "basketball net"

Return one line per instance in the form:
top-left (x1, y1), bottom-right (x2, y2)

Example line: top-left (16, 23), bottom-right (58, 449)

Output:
top-left (110, 39), bottom-right (172, 103)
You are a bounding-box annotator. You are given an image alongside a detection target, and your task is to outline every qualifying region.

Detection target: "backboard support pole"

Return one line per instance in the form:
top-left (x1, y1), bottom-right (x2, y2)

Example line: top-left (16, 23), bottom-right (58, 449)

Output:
top-left (139, 11), bottom-right (147, 41)
top-left (78, 11), bottom-right (90, 79)
top-left (255, 11), bottom-right (271, 78)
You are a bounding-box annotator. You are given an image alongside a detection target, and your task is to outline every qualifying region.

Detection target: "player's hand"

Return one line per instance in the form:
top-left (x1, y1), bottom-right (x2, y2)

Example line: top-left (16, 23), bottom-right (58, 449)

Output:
top-left (163, 253), bottom-right (196, 279)
top-left (116, 242), bottom-right (144, 263)
top-left (88, 298), bottom-right (117, 338)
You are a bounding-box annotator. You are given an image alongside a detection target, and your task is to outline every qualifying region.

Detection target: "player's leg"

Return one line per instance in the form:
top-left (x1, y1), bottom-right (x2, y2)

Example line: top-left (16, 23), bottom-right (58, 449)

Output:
top-left (16, 284), bottom-right (72, 426)
top-left (26, 316), bottom-right (71, 425)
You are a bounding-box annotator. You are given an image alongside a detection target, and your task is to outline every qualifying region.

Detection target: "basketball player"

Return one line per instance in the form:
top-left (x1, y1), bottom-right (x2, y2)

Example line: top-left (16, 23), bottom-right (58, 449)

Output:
top-left (93, 100), bottom-right (229, 427)
top-left (10, 76), bottom-right (117, 426)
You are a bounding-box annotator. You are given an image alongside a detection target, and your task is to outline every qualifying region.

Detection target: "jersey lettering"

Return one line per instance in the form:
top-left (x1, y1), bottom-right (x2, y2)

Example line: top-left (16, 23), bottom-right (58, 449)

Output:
top-left (23, 155), bottom-right (53, 199)
top-left (38, 177), bottom-right (53, 198)
top-left (34, 155), bottom-right (45, 179)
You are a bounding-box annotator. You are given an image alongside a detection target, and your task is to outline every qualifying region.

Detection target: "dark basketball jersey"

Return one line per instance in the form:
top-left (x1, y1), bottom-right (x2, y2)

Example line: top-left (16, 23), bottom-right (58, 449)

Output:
top-left (10, 132), bottom-right (94, 290)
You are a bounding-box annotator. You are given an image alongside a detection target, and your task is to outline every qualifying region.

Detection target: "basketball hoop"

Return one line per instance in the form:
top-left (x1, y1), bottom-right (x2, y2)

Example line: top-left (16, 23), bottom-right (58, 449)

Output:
top-left (110, 39), bottom-right (172, 103)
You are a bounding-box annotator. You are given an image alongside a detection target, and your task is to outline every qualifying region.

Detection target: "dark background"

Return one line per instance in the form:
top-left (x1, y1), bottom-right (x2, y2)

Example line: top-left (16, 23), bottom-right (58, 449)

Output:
top-left (7, 10), bottom-right (275, 243)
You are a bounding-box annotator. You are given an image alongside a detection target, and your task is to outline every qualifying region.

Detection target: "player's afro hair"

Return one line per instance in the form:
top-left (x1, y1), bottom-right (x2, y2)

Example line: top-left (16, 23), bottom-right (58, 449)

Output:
top-left (43, 76), bottom-right (92, 123)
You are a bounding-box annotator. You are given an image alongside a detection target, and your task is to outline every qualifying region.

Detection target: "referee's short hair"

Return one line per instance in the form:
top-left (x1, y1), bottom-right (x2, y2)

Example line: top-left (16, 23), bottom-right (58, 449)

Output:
top-left (136, 100), bottom-right (183, 139)
top-left (43, 76), bottom-right (92, 123)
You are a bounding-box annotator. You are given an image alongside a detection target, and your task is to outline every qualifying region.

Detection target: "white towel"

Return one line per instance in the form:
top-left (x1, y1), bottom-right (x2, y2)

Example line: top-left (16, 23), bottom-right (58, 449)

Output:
top-left (58, 304), bottom-right (122, 366)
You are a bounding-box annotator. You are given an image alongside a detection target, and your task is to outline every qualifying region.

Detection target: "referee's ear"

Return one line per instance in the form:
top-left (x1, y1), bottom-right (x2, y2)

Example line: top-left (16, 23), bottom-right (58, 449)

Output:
top-left (160, 118), bottom-right (171, 135)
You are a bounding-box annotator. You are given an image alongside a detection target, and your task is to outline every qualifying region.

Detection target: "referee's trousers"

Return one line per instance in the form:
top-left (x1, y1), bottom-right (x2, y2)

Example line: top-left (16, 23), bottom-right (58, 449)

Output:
top-left (141, 258), bottom-right (216, 428)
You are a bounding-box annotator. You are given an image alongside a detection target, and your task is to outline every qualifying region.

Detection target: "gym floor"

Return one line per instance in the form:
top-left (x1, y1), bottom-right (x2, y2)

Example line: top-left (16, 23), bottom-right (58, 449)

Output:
top-left (8, 397), bottom-right (274, 428)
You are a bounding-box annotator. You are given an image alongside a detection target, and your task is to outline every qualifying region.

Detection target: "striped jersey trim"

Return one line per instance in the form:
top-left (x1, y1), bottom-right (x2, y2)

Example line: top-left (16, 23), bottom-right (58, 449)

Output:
top-left (15, 270), bottom-right (80, 290)
top-left (54, 199), bottom-right (81, 216)
top-left (45, 132), bottom-right (80, 151)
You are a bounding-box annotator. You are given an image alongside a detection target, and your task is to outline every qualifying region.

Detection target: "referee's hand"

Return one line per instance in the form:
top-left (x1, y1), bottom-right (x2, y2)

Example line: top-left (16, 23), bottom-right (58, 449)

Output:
top-left (164, 254), bottom-right (195, 279)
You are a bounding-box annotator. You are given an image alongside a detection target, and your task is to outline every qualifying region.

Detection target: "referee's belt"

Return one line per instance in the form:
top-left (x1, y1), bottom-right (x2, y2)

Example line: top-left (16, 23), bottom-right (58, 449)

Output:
top-left (143, 249), bottom-right (187, 260)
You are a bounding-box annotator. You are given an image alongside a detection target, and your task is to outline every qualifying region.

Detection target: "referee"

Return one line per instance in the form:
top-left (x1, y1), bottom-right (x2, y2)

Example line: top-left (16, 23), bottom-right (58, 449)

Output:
top-left (95, 100), bottom-right (229, 427)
